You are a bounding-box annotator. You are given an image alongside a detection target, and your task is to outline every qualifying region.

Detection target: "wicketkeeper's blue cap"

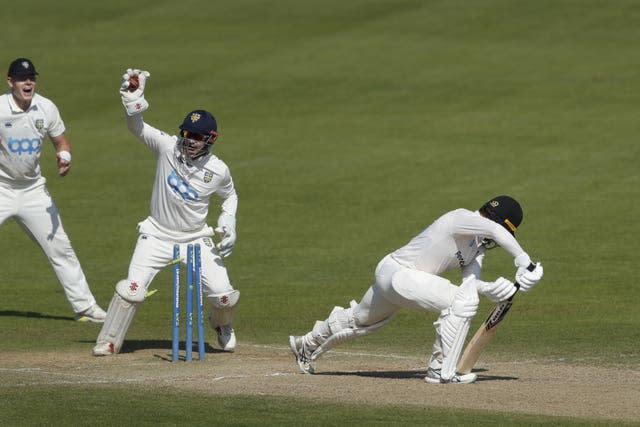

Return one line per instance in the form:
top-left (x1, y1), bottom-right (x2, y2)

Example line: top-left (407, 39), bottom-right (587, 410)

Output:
top-left (179, 110), bottom-right (217, 136)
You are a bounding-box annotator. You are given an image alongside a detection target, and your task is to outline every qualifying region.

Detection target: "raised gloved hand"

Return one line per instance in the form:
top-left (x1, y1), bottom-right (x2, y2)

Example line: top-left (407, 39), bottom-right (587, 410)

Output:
top-left (476, 277), bottom-right (517, 302)
top-left (516, 262), bottom-right (543, 292)
top-left (119, 68), bottom-right (151, 116)
top-left (215, 213), bottom-right (236, 258)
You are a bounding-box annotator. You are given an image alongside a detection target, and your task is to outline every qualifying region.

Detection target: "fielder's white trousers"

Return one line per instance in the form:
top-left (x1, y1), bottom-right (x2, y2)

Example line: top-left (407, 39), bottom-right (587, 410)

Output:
top-left (352, 254), bottom-right (458, 325)
top-left (0, 181), bottom-right (97, 313)
top-left (125, 233), bottom-right (234, 297)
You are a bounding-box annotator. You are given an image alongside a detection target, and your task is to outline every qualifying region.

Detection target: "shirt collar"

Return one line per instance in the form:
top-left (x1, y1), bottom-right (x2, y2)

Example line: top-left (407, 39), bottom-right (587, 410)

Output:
top-left (7, 92), bottom-right (39, 113)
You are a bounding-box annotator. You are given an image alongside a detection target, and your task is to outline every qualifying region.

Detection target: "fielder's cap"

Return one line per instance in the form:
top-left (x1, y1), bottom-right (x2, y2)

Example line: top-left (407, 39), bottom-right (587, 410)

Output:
top-left (179, 109), bottom-right (217, 136)
top-left (7, 58), bottom-right (38, 78)
top-left (480, 195), bottom-right (523, 235)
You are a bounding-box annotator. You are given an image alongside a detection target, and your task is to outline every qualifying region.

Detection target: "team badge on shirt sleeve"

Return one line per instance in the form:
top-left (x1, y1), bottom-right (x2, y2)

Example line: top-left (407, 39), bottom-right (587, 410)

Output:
top-left (204, 171), bottom-right (213, 183)
top-left (35, 119), bottom-right (44, 130)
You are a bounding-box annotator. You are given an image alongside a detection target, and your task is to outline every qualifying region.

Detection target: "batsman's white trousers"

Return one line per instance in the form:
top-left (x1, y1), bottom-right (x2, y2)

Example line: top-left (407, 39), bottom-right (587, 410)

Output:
top-left (125, 233), bottom-right (234, 297)
top-left (352, 254), bottom-right (457, 325)
top-left (0, 181), bottom-right (97, 313)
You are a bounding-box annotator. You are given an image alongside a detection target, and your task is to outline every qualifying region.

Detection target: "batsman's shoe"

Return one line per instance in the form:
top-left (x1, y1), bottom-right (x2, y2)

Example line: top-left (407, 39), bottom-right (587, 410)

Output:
top-left (92, 341), bottom-right (115, 356)
top-left (425, 367), bottom-right (477, 384)
top-left (74, 304), bottom-right (107, 323)
top-left (289, 335), bottom-right (315, 374)
top-left (216, 325), bottom-right (236, 352)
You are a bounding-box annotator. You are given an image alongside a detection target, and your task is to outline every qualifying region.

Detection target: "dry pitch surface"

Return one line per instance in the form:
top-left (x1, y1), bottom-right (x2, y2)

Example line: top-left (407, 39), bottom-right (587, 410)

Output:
top-left (2, 345), bottom-right (638, 423)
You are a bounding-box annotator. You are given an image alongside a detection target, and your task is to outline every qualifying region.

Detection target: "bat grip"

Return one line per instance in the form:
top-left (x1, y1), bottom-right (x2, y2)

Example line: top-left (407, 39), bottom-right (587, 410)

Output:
top-left (513, 262), bottom-right (536, 294)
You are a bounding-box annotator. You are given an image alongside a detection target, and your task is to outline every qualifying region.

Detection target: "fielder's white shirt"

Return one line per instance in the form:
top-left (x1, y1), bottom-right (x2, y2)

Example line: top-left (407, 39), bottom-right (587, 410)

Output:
top-left (391, 208), bottom-right (526, 278)
top-left (0, 92), bottom-right (65, 186)
top-left (126, 114), bottom-right (237, 242)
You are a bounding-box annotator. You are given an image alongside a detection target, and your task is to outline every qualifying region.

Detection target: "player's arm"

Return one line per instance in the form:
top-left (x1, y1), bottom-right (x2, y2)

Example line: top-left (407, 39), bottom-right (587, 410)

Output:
top-left (214, 165), bottom-right (238, 258)
top-left (50, 133), bottom-right (72, 177)
top-left (453, 210), bottom-right (543, 293)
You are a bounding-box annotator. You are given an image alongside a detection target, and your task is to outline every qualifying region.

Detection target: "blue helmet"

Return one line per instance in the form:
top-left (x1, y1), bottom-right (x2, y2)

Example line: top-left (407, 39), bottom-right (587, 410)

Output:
top-left (178, 110), bottom-right (219, 160)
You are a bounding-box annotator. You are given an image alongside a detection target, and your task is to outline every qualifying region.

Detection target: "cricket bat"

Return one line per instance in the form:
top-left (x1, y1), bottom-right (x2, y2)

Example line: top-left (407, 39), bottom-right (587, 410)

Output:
top-left (457, 263), bottom-right (536, 374)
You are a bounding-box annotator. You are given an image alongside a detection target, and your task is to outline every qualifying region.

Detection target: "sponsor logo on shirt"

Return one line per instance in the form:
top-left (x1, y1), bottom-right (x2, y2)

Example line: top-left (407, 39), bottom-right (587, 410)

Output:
top-left (6, 137), bottom-right (43, 155)
top-left (167, 170), bottom-right (199, 201)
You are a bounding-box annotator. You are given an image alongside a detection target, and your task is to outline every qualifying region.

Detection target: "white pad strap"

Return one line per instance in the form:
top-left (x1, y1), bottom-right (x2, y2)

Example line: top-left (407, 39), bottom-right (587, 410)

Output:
top-left (95, 292), bottom-right (139, 354)
top-left (207, 290), bottom-right (240, 328)
top-left (440, 277), bottom-right (479, 380)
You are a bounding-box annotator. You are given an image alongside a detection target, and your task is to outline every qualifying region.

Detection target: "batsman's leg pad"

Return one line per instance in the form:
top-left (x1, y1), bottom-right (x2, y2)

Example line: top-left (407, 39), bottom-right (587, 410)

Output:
top-left (94, 289), bottom-right (140, 354)
top-left (439, 277), bottom-right (479, 380)
top-left (207, 290), bottom-right (240, 328)
top-left (310, 300), bottom-right (393, 361)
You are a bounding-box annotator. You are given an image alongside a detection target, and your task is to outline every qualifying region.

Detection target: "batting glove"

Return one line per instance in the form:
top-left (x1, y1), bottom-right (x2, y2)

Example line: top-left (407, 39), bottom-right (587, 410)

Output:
top-left (516, 262), bottom-right (543, 292)
top-left (120, 68), bottom-right (151, 116)
top-left (476, 277), bottom-right (517, 302)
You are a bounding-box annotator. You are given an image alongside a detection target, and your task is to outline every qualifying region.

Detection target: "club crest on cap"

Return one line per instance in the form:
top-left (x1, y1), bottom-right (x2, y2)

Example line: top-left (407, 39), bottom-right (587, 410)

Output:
top-left (190, 113), bottom-right (201, 123)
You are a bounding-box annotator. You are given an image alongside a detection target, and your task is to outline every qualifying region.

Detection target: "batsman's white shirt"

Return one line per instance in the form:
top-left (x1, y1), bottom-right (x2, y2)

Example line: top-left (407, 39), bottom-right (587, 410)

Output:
top-left (391, 208), bottom-right (526, 277)
top-left (0, 92), bottom-right (64, 185)
top-left (125, 114), bottom-right (237, 242)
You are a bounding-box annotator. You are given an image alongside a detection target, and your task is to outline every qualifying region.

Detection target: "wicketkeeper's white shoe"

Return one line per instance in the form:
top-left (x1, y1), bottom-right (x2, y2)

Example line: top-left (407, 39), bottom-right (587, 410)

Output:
top-left (289, 335), bottom-right (315, 374)
top-left (216, 325), bottom-right (236, 352)
top-left (425, 367), bottom-right (477, 384)
top-left (75, 304), bottom-right (107, 323)
top-left (92, 341), bottom-right (115, 356)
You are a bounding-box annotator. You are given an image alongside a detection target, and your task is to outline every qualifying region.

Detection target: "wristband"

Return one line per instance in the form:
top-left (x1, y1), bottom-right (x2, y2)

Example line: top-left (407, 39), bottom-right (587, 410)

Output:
top-left (57, 150), bottom-right (72, 162)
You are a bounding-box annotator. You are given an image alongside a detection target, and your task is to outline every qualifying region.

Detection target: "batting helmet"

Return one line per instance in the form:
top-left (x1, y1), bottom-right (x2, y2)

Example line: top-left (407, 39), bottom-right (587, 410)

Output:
top-left (480, 195), bottom-right (523, 235)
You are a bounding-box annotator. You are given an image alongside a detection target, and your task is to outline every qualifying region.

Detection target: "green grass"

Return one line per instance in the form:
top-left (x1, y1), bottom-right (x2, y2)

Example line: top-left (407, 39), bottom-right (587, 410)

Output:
top-left (1, 0), bottom-right (639, 424)
top-left (0, 386), bottom-right (624, 427)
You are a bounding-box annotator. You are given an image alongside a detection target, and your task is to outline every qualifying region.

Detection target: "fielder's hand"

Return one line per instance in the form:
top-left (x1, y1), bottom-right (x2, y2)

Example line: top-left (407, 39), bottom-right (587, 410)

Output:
top-left (516, 262), bottom-right (543, 292)
top-left (215, 213), bottom-right (237, 258)
top-left (120, 68), bottom-right (151, 116)
top-left (476, 277), bottom-right (517, 302)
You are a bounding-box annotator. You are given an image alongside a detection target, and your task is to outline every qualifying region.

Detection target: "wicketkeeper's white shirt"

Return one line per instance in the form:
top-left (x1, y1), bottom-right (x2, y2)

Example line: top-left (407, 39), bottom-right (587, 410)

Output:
top-left (126, 114), bottom-right (237, 242)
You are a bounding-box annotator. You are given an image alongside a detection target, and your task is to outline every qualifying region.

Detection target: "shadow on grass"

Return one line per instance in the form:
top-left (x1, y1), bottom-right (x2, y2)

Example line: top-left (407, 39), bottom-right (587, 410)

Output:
top-left (0, 310), bottom-right (74, 321)
top-left (317, 368), bottom-right (519, 382)
top-left (76, 338), bottom-right (226, 361)
top-left (318, 369), bottom-right (427, 379)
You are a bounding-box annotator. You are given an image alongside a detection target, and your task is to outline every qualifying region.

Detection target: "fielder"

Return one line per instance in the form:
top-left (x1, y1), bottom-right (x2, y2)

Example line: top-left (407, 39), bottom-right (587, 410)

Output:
top-left (290, 195), bottom-right (543, 383)
top-left (93, 68), bottom-right (240, 356)
top-left (0, 58), bottom-right (106, 322)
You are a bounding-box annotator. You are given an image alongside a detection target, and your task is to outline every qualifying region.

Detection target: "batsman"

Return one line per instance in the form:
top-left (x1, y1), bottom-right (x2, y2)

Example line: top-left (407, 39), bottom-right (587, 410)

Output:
top-left (93, 68), bottom-right (240, 356)
top-left (290, 195), bottom-right (543, 383)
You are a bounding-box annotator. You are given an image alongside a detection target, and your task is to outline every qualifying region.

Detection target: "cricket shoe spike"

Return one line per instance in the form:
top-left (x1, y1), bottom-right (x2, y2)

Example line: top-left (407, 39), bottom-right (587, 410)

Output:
top-left (424, 367), bottom-right (477, 384)
top-left (216, 325), bottom-right (236, 352)
top-left (75, 304), bottom-right (107, 323)
top-left (92, 341), bottom-right (115, 356)
top-left (289, 335), bottom-right (315, 374)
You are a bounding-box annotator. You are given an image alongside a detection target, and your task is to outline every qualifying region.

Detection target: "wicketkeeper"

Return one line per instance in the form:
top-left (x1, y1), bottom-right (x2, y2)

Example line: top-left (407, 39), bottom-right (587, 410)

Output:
top-left (290, 195), bottom-right (543, 383)
top-left (93, 69), bottom-right (240, 356)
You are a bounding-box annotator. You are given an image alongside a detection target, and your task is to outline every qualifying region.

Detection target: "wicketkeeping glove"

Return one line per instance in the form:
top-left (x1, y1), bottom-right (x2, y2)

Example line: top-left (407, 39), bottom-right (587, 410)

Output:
top-left (120, 68), bottom-right (151, 116)
top-left (215, 213), bottom-right (237, 258)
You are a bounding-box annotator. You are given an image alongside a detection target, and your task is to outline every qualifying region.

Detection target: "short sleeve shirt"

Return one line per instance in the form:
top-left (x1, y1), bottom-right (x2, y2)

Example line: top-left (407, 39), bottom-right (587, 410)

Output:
top-left (0, 92), bottom-right (65, 185)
